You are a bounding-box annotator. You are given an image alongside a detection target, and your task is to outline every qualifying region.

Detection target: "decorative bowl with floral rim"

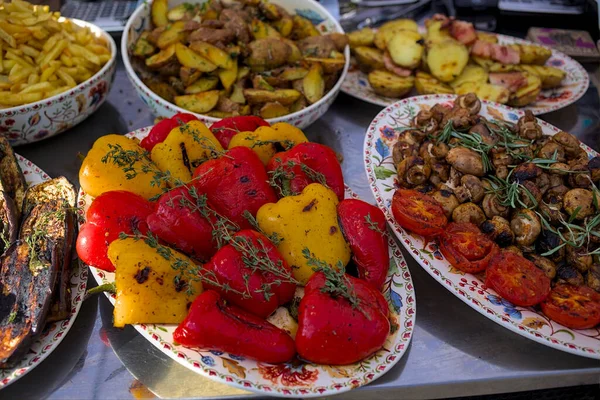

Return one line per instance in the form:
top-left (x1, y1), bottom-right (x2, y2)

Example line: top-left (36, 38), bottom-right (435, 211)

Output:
top-left (77, 126), bottom-right (416, 398)
top-left (342, 34), bottom-right (589, 116)
top-left (121, 0), bottom-right (350, 130)
top-left (0, 19), bottom-right (117, 147)
top-left (364, 94), bottom-right (600, 359)
top-left (0, 157), bottom-right (87, 388)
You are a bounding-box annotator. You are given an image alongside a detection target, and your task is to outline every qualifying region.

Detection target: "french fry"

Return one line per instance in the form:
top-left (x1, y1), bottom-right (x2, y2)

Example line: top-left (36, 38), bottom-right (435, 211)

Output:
top-left (19, 80), bottom-right (51, 94)
top-left (0, 91), bottom-right (42, 105)
top-left (39, 39), bottom-right (67, 67)
top-left (56, 67), bottom-right (76, 87)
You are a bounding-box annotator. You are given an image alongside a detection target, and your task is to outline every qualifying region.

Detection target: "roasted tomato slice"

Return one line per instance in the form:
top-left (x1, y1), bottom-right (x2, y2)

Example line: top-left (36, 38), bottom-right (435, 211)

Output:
top-left (439, 222), bottom-right (499, 273)
top-left (391, 189), bottom-right (447, 237)
top-left (485, 251), bottom-right (551, 307)
top-left (541, 284), bottom-right (600, 329)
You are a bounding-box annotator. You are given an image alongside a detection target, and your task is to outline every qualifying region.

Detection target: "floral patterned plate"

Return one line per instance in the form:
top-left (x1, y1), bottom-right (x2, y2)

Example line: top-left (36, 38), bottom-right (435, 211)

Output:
top-left (343, 34), bottom-right (589, 115)
top-left (364, 94), bottom-right (600, 359)
top-left (78, 127), bottom-right (416, 398)
top-left (0, 158), bottom-right (87, 388)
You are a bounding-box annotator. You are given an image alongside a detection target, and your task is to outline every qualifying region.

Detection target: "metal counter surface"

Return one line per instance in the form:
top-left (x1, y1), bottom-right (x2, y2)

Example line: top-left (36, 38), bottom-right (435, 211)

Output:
top-left (2, 55), bottom-right (599, 400)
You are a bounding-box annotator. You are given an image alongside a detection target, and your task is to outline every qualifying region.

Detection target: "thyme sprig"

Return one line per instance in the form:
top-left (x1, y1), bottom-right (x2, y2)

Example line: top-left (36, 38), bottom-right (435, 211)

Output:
top-left (101, 143), bottom-right (173, 188)
top-left (365, 214), bottom-right (386, 236)
top-left (267, 158), bottom-right (328, 197)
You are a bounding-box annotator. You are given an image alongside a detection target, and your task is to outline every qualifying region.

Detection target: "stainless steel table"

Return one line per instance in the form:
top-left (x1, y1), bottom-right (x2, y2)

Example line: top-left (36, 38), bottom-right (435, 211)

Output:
top-left (2, 52), bottom-right (600, 400)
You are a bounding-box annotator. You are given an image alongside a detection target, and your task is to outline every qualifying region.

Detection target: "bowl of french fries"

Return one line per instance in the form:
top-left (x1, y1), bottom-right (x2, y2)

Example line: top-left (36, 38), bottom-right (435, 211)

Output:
top-left (122, 0), bottom-right (350, 129)
top-left (0, 0), bottom-right (116, 146)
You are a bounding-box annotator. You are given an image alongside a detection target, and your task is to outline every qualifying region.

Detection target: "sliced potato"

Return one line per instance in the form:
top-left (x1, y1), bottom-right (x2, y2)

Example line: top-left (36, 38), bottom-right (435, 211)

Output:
top-left (415, 71), bottom-right (454, 95)
top-left (252, 75), bottom-right (275, 90)
top-left (477, 31), bottom-right (498, 44)
top-left (219, 62), bottom-right (238, 91)
top-left (251, 19), bottom-right (281, 39)
top-left (145, 44), bottom-right (176, 69)
top-left (348, 27), bottom-right (375, 48)
top-left (156, 21), bottom-right (186, 49)
top-left (143, 78), bottom-right (178, 102)
top-left (427, 40), bottom-right (469, 82)
top-left (291, 15), bottom-right (320, 40)
top-left (237, 66), bottom-right (251, 81)
top-left (353, 46), bottom-right (384, 72)
top-left (243, 89), bottom-right (301, 105)
top-left (189, 41), bottom-right (233, 69)
top-left (174, 90), bottom-right (220, 113)
top-left (454, 81), bottom-right (509, 104)
top-left (184, 76), bottom-right (219, 94)
top-left (230, 81), bottom-right (246, 104)
top-left (508, 72), bottom-right (541, 106)
top-left (450, 65), bottom-right (488, 89)
top-left (273, 16), bottom-right (293, 37)
top-left (132, 32), bottom-right (156, 58)
top-left (516, 64), bottom-right (565, 89)
top-left (380, 19), bottom-right (419, 33)
top-left (368, 69), bottom-right (414, 98)
top-left (280, 67), bottom-right (308, 81)
top-left (151, 0), bottom-right (169, 27)
top-left (167, 4), bottom-right (188, 21)
top-left (260, 102), bottom-right (289, 118)
top-left (174, 43), bottom-right (216, 72)
top-left (304, 56), bottom-right (345, 75)
top-left (425, 19), bottom-right (452, 45)
top-left (179, 66), bottom-right (202, 87)
top-left (303, 63), bottom-right (324, 104)
top-left (509, 44), bottom-right (551, 65)
top-left (387, 30), bottom-right (423, 69)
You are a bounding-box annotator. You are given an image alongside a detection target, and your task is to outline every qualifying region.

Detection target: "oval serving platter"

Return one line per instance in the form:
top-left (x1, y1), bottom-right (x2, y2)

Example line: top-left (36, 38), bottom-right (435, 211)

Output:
top-left (364, 94), bottom-right (600, 359)
top-left (79, 126), bottom-right (416, 398)
top-left (0, 157), bottom-right (87, 388)
top-left (342, 33), bottom-right (589, 115)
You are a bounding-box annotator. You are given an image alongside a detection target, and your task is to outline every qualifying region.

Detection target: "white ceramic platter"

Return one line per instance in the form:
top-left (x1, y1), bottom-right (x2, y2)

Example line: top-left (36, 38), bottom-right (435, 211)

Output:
top-left (0, 158), bottom-right (87, 387)
top-left (79, 127), bottom-right (416, 398)
top-left (364, 94), bottom-right (600, 359)
top-left (342, 33), bottom-right (589, 115)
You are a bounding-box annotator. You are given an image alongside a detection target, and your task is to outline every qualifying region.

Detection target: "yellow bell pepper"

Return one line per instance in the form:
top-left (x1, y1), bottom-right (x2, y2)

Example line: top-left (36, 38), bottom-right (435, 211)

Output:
top-left (151, 120), bottom-right (223, 183)
top-left (256, 183), bottom-right (351, 285)
top-left (228, 123), bottom-right (309, 165)
top-left (108, 238), bottom-right (203, 327)
top-left (79, 134), bottom-right (165, 199)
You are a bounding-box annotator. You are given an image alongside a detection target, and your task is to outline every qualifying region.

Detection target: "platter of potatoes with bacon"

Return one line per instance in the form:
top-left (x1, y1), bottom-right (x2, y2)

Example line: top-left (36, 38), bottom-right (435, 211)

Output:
top-left (341, 14), bottom-right (589, 115)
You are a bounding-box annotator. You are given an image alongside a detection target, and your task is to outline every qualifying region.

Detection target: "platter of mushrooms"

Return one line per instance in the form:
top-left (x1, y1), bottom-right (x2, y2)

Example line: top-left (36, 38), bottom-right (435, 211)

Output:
top-left (364, 93), bottom-right (600, 359)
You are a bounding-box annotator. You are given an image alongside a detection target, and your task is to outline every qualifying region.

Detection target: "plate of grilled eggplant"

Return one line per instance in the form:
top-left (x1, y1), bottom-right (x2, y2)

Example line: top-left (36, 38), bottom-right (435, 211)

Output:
top-left (0, 137), bottom-right (82, 388)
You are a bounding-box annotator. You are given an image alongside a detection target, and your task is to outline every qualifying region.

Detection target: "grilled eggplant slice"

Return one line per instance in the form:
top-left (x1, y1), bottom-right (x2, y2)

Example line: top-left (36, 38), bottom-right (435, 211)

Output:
top-left (0, 190), bottom-right (18, 254)
top-left (22, 177), bottom-right (76, 216)
top-left (0, 136), bottom-right (27, 216)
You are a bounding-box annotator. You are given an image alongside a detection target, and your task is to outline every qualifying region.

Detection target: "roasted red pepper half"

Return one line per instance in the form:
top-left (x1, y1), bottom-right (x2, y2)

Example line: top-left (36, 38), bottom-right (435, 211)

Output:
top-left (202, 229), bottom-right (295, 318)
top-left (173, 290), bottom-right (296, 364)
top-left (338, 199), bottom-right (389, 289)
top-left (146, 186), bottom-right (218, 262)
top-left (192, 146), bottom-right (277, 230)
top-left (210, 115), bottom-right (269, 149)
top-left (296, 272), bottom-right (390, 365)
top-left (266, 142), bottom-right (345, 201)
top-left (76, 191), bottom-right (154, 272)
top-left (139, 113), bottom-right (198, 152)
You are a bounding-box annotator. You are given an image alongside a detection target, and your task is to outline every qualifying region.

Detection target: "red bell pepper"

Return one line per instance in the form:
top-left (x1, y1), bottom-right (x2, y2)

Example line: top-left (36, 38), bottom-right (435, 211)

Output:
top-left (337, 199), bottom-right (389, 290)
top-left (202, 230), bottom-right (295, 318)
top-left (296, 272), bottom-right (390, 365)
top-left (210, 116), bottom-right (269, 149)
top-left (266, 142), bottom-right (345, 201)
top-left (146, 186), bottom-right (218, 262)
top-left (192, 146), bottom-right (277, 230)
top-left (173, 290), bottom-right (296, 364)
top-left (76, 191), bottom-right (154, 272)
top-left (139, 113), bottom-right (198, 152)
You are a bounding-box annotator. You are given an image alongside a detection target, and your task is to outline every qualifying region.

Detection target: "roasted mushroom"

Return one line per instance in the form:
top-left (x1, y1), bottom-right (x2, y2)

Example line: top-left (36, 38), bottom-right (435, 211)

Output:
top-left (454, 175), bottom-right (485, 203)
top-left (588, 156), bottom-right (600, 183)
top-left (452, 202), bottom-right (486, 225)
top-left (566, 246), bottom-right (592, 273)
top-left (586, 264), bottom-right (600, 292)
top-left (556, 262), bottom-right (585, 286)
top-left (538, 200), bottom-right (565, 226)
top-left (413, 111), bottom-right (438, 138)
top-left (511, 163), bottom-right (542, 183)
top-left (481, 216), bottom-right (514, 246)
top-left (533, 172), bottom-right (550, 196)
top-left (567, 164), bottom-right (591, 188)
top-left (429, 103), bottom-right (451, 122)
top-left (430, 162), bottom-right (450, 185)
top-left (442, 106), bottom-right (473, 130)
top-left (537, 141), bottom-right (566, 162)
top-left (504, 245), bottom-right (523, 256)
top-left (397, 156), bottom-right (431, 187)
top-left (563, 188), bottom-right (594, 219)
top-left (516, 110), bottom-right (542, 140)
top-left (455, 93), bottom-right (481, 115)
top-left (544, 184), bottom-right (569, 203)
top-left (392, 140), bottom-right (419, 165)
top-left (446, 147), bottom-right (485, 177)
top-left (526, 254), bottom-right (557, 279)
top-left (431, 189), bottom-right (460, 218)
top-left (510, 209), bottom-right (541, 246)
top-left (519, 180), bottom-right (542, 208)
top-left (481, 193), bottom-right (509, 219)
top-left (535, 229), bottom-right (565, 263)
top-left (552, 131), bottom-right (580, 157)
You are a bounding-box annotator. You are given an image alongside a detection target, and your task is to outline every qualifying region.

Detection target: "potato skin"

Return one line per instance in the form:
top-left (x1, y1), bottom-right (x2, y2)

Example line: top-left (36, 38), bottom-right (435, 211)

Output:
top-left (509, 44), bottom-right (551, 65)
top-left (348, 28), bottom-right (375, 48)
top-left (367, 70), bottom-right (414, 98)
top-left (247, 38), bottom-right (291, 71)
top-left (353, 46), bottom-right (385, 72)
top-left (508, 72), bottom-right (541, 107)
top-left (426, 40), bottom-right (469, 82)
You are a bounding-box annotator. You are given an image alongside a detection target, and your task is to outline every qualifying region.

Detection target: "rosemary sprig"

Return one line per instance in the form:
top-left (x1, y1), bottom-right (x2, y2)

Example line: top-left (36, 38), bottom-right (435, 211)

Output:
top-left (432, 121), bottom-right (494, 172)
top-left (484, 170), bottom-right (538, 209)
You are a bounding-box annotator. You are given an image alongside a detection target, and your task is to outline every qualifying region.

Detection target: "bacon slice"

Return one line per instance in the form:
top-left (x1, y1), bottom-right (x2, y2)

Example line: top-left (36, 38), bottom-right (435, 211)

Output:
top-left (383, 52), bottom-right (413, 77)
top-left (450, 20), bottom-right (477, 45)
top-left (471, 40), bottom-right (520, 64)
top-left (489, 72), bottom-right (527, 92)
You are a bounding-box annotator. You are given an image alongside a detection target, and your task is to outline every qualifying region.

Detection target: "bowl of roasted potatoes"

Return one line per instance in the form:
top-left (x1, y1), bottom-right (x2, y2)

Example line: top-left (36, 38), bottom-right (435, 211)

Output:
top-left (341, 14), bottom-right (589, 115)
top-left (0, 0), bottom-right (116, 146)
top-left (122, 0), bottom-right (350, 128)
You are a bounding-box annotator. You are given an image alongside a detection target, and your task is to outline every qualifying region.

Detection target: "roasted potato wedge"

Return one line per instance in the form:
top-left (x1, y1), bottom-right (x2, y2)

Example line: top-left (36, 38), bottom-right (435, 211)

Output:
top-left (303, 63), bottom-right (325, 104)
top-left (143, 77), bottom-right (178, 102)
top-left (219, 62), bottom-right (238, 91)
top-left (260, 102), bottom-right (289, 118)
top-left (508, 72), bottom-right (541, 106)
top-left (476, 31), bottom-right (498, 44)
top-left (273, 16), bottom-right (294, 37)
top-left (510, 43), bottom-right (552, 65)
top-left (133, 32), bottom-right (156, 58)
top-left (189, 41), bottom-right (233, 69)
top-left (450, 65), bottom-right (488, 89)
top-left (291, 15), bottom-right (320, 40)
top-left (353, 46), bottom-right (384, 72)
top-left (184, 76), bottom-right (219, 94)
top-left (304, 56), bottom-right (345, 74)
top-left (251, 19), bottom-right (281, 39)
top-left (145, 44), bottom-right (177, 69)
top-left (174, 43), bottom-right (217, 72)
top-left (516, 65), bottom-right (565, 89)
top-left (427, 40), bottom-right (469, 82)
top-left (243, 89), bottom-right (301, 105)
top-left (179, 66), bottom-right (202, 87)
top-left (230, 82), bottom-right (246, 104)
top-left (151, 0), bottom-right (169, 27)
top-left (387, 30), bottom-right (423, 69)
top-left (348, 27), bottom-right (375, 48)
top-left (174, 90), bottom-right (220, 113)
top-left (415, 71), bottom-right (454, 95)
top-left (156, 21), bottom-right (186, 49)
top-left (380, 19), bottom-right (419, 33)
top-left (368, 70), bottom-right (414, 97)
top-left (280, 67), bottom-right (309, 81)
top-left (454, 82), bottom-right (509, 104)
